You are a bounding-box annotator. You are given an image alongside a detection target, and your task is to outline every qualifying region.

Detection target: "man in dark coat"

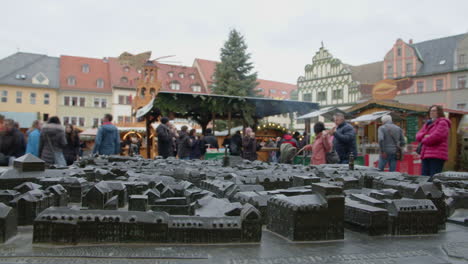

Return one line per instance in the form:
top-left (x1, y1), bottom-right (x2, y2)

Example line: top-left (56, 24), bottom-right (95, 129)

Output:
top-left (0, 119), bottom-right (26, 165)
top-left (330, 113), bottom-right (357, 164)
top-left (156, 117), bottom-right (173, 159)
top-left (229, 131), bottom-right (242, 156)
top-left (200, 128), bottom-right (218, 156)
top-left (177, 126), bottom-right (192, 160)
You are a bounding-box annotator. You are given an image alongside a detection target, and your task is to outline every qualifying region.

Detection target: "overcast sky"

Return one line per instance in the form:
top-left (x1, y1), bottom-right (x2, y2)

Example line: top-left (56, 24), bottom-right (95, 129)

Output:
top-left (1, 0), bottom-right (467, 84)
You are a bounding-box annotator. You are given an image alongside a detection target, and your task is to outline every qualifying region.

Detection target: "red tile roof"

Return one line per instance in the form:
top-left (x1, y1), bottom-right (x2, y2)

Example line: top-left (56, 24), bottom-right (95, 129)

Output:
top-left (60, 55), bottom-right (111, 93)
top-left (193, 58), bottom-right (296, 99)
top-left (155, 62), bottom-right (206, 94)
top-left (108, 57), bottom-right (140, 89)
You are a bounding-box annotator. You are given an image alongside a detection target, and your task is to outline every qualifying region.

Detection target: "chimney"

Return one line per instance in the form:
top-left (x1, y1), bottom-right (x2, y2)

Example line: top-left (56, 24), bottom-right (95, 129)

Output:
top-left (409, 39), bottom-right (413, 44)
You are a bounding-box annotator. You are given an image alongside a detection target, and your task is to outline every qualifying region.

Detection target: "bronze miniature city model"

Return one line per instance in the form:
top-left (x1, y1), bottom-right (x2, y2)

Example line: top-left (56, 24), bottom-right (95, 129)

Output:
top-left (0, 153), bottom-right (467, 245)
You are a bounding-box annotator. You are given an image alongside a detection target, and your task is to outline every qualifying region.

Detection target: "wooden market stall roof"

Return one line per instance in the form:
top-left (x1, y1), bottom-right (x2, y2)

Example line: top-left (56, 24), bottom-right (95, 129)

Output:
top-left (137, 91), bottom-right (320, 119)
top-left (346, 99), bottom-right (428, 115)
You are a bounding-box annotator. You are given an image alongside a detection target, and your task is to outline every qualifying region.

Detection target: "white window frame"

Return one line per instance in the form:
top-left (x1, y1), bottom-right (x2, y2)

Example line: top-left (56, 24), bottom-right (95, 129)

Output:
top-left (16, 91), bottom-right (22, 103)
top-left (30, 92), bottom-right (37, 104)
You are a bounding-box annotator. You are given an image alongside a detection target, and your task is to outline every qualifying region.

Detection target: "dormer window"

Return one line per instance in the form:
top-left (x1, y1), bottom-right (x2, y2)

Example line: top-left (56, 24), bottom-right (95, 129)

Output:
top-left (170, 81), bottom-right (180, 90)
top-left (179, 73), bottom-right (185, 79)
top-left (189, 74), bottom-right (195, 80)
top-left (96, 78), bottom-right (104, 88)
top-left (123, 66), bottom-right (130, 72)
top-left (191, 84), bottom-right (201, 92)
top-left (168, 72), bottom-right (174, 78)
top-left (120, 77), bottom-right (128, 83)
top-left (67, 76), bottom-right (76, 86)
top-left (82, 64), bottom-right (89, 73)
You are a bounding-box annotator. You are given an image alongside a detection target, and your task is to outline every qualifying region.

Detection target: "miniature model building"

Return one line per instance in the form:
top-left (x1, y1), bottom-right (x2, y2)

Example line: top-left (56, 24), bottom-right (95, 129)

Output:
top-left (0, 202), bottom-right (17, 243)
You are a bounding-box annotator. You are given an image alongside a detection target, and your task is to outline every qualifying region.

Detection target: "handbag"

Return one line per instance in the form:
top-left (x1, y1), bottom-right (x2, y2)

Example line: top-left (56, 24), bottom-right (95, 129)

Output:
top-left (416, 142), bottom-right (422, 155)
top-left (45, 134), bottom-right (67, 166)
top-left (326, 142), bottom-right (340, 164)
top-left (387, 127), bottom-right (403, 161)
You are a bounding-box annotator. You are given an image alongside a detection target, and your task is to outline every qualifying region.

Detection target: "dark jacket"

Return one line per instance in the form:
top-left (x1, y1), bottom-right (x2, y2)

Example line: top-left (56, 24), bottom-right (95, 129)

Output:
top-left (0, 128), bottom-right (25, 158)
top-left (63, 132), bottom-right (80, 165)
top-left (190, 136), bottom-right (202, 159)
top-left (93, 123), bottom-right (120, 155)
top-left (201, 133), bottom-right (218, 154)
top-left (39, 123), bottom-right (67, 165)
top-left (242, 136), bottom-right (257, 161)
top-left (156, 124), bottom-right (173, 158)
top-left (229, 133), bottom-right (242, 156)
top-left (177, 131), bottom-right (192, 159)
top-left (333, 122), bottom-right (357, 162)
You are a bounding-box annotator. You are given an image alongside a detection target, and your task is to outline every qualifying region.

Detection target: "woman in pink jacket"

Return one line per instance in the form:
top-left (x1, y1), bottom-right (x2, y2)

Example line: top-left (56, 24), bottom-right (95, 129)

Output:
top-left (297, 122), bottom-right (332, 165)
top-left (416, 105), bottom-right (451, 178)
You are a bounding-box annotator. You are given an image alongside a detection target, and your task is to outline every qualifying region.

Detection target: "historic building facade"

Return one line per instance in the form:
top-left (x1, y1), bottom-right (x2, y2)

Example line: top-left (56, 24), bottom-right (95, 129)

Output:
top-left (387, 34), bottom-right (468, 110)
top-left (0, 52), bottom-right (59, 127)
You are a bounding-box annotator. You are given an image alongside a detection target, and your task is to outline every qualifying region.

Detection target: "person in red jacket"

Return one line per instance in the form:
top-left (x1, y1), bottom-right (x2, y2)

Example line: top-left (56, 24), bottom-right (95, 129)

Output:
top-left (416, 105), bottom-right (451, 178)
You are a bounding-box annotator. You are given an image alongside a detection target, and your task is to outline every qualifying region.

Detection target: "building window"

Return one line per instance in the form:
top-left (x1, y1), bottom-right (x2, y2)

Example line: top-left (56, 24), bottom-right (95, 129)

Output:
top-left (123, 66), bottom-right (130, 72)
top-left (168, 72), bottom-right (174, 78)
top-left (64, 96), bottom-right (70, 106)
top-left (118, 95), bottom-right (125, 104)
top-left (459, 54), bottom-right (465, 65)
top-left (94, 98), bottom-right (100, 107)
top-left (44, 93), bottom-right (50, 105)
top-left (71, 117), bottom-right (77, 126)
top-left (118, 95), bottom-right (132, 105)
top-left (82, 64), bottom-right (89, 73)
top-left (303, 93), bottom-right (312, 102)
top-left (79, 97), bottom-right (85, 107)
top-left (406, 63), bottom-right (412, 74)
top-left (191, 84), bottom-right (201, 92)
top-left (178, 73), bottom-right (185, 79)
top-left (458, 76), bottom-right (466, 89)
top-left (397, 47), bottom-right (401, 56)
top-left (93, 118), bottom-right (99, 127)
top-left (1, 91), bottom-right (7, 102)
top-left (417, 81), bottom-right (424, 93)
top-left (170, 81), bottom-right (180, 90)
top-left (189, 74), bottom-right (195, 80)
top-left (332, 89), bottom-right (343, 100)
top-left (96, 78), bottom-right (104, 88)
top-left (317, 91), bottom-right (327, 101)
top-left (71, 96), bottom-right (78, 106)
top-left (457, 103), bottom-right (466, 110)
top-left (101, 98), bottom-right (107, 108)
top-left (281, 91), bottom-right (288, 95)
top-left (16, 91), bottom-right (22, 103)
top-left (30, 93), bottom-right (36, 104)
top-left (79, 117), bottom-right (85, 127)
top-left (270, 89), bottom-right (276, 94)
top-left (67, 76), bottom-right (76, 86)
top-left (63, 117), bottom-right (69, 125)
top-left (436, 79), bottom-right (443, 91)
top-left (387, 65), bottom-right (393, 75)
top-left (120, 77), bottom-right (128, 83)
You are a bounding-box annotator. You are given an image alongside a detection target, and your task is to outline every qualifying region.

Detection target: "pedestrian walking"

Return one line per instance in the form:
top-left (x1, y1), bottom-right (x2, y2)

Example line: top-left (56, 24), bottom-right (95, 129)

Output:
top-left (378, 115), bottom-right (405, 172)
top-left (93, 114), bottom-right (120, 156)
top-left (416, 105), bottom-right (451, 178)
top-left (177, 126), bottom-right (192, 160)
top-left (26, 120), bottom-right (42, 157)
top-left (242, 127), bottom-right (257, 161)
top-left (0, 119), bottom-right (26, 165)
top-left (39, 116), bottom-right (67, 166)
top-left (329, 113), bottom-right (357, 164)
top-left (297, 122), bottom-right (332, 165)
top-left (63, 124), bottom-right (81, 165)
top-left (156, 117), bottom-right (173, 159)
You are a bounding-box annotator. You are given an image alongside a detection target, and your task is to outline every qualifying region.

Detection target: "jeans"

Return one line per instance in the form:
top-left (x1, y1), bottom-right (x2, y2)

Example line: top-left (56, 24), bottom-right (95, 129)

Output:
top-left (422, 158), bottom-right (445, 178)
top-left (378, 153), bottom-right (397, 172)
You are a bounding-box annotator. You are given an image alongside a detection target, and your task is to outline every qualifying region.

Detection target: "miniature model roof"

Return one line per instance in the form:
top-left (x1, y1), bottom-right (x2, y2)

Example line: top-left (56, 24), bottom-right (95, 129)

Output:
top-left (417, 183), bottom-right (443, 199)
top-left (195, 196), bottom-right (243, 217)
top-left (130, 195), bottom-right (148, 199)
top-left (14, 153), bottom-right (45, 163)
top-left (0, 52), bottom-right (60, 89)
top-left (391, 199), bottom-right (437, 211)
top-left (345, 198), bottom-right (387, 213)
top-left (269, 194), bottom-right (327, 211)
top-left (0, 203), bottom-right (12, 218)
top-left (14, 182), bottom-right (42, 191)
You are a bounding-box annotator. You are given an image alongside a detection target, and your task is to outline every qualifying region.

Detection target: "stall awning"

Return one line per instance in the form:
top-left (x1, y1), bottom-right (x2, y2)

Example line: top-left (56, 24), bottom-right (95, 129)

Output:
top-left (350, 111), bottom-right (400, 123)
top-left (296, 107), bottom-right (350, 121)
top-left (136, 98), bottom-right (155, 119)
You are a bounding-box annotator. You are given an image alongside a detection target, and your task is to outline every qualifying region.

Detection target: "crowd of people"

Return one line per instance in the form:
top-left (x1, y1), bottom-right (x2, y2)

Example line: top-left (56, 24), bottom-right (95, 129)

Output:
top-left (0, 113), bottom-right (121, 167)
top-left (0, 104), bottom-right (451, 178)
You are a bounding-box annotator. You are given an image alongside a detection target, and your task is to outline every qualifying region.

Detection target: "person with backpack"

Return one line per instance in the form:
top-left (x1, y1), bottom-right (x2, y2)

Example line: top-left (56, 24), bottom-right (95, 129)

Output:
top-left (378, 115), bottom-right (405, 172)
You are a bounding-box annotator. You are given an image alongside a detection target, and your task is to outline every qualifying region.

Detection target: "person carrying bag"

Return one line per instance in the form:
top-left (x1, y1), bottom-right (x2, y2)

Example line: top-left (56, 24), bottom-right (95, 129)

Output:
top-left (39, 116), bottom-right (67, 166)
